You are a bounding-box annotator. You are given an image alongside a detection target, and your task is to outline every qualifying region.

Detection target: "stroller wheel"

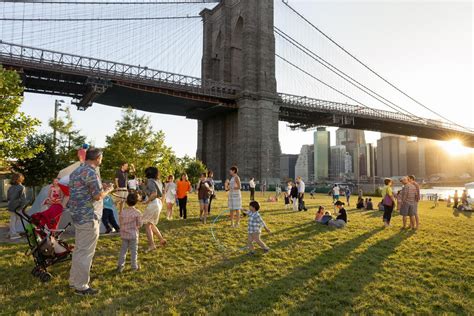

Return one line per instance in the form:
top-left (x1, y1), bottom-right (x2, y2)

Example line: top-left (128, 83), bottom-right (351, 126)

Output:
top-left (31, 266), bottom-right (42, 278)
top-left (39, 271), bottom-right (52, 282)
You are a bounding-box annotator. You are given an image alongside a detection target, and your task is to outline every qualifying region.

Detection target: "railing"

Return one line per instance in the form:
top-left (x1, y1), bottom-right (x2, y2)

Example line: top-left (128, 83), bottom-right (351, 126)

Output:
top-left (0, 41), bottom-right (237, 99)
top-left (277, 93), bottom-right (472, 134)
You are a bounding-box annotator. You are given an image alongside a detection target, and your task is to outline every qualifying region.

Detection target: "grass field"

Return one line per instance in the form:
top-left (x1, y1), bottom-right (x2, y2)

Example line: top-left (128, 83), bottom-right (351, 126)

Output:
top-left (0, 192), bottom-right (473, 315)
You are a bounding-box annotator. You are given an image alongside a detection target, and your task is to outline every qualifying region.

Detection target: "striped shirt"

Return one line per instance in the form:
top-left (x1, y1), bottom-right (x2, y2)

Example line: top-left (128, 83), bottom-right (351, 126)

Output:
top-left (247, 211), bottom-right (267, 234)
top-left (119, 206), bottom-right (142, 240)
top-left (401, 183), bottom-right (417, 205)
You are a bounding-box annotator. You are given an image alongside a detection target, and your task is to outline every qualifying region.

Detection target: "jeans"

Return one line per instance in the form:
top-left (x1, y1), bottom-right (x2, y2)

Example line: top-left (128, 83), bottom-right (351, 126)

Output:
top-left (9, 211), bottom-right (21, 237)
top-left (178, 196), bottom-right (188, 219)
top-left (298, 194), bottom-right (307, 211)
top-left (208, 194), bottom-right (214, 215)
top-left (69, 220), bottom-right (100, 291)
top-left (383, 204), bottom-right (394, 224)
top-left (102, 208), bottom-right (120, 232)
top-left (250, 188), bottom-right (255, 201)
top-left (117, 238), bottom-right (138, 269)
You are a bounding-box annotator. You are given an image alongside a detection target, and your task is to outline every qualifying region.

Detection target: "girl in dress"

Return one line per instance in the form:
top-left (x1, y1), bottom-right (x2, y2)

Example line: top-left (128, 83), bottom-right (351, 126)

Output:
top-left (43, 178), bottom-right (68, 210)
top-left (164, 175), bottom-right (177, 220)
top-left (142, 167), bottom-right (166, 251)
top-left (228, 166), bottom-right (242, 227)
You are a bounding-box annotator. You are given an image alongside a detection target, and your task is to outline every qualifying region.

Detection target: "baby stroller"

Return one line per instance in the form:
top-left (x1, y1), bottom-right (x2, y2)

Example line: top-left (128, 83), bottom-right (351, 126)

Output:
top-left (15, 204), bottom-right (73, 282)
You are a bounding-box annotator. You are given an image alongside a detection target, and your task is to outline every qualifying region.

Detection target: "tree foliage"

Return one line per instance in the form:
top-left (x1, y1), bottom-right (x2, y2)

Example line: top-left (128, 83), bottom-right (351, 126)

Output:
top-left (49, 106), bottom-right (87, 164)
top-left (11, 134), bottom-right (66, 188)
top-left (0, 66), bottom-right (42, 161)
top-left (101, 108), bottom-right (177, 181)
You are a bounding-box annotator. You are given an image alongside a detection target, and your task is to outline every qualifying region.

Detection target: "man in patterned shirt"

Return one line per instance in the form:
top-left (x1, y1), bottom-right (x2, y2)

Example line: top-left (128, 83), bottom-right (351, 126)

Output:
top-left (68, 148), bottom-right (114, 296)
top-left (400, 177), bottom-right (417, 230)
top-left (245, 201), bottom-right (271, 255)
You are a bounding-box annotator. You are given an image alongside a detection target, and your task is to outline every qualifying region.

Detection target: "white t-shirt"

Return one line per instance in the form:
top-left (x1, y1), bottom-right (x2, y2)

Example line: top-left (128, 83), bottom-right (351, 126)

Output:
top-left (249, 179), bottom-right (256, 189)
top-left (333, 186), bottom-right (340, 195)
top-left (298, 180), bottom-right (305, 194)
top-left (128, 179), bottom-right (138, 190)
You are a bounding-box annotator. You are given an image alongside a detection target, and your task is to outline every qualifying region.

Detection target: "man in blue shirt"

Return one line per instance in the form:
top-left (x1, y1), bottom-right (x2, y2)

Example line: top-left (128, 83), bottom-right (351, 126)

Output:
top-left (68, 148), bottom-right (113, 296)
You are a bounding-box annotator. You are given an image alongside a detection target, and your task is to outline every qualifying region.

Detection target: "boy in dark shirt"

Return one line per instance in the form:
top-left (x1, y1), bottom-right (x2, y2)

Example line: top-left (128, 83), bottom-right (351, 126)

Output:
top-left (329, 200), bottom-right (347, 228)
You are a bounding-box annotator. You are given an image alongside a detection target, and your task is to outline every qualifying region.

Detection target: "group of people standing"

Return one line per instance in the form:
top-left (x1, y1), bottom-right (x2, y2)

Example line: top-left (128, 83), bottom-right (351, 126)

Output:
top-left (284, 176), bottom-right (307, 211)
top-left (380, 175), bottom-right (421, 229)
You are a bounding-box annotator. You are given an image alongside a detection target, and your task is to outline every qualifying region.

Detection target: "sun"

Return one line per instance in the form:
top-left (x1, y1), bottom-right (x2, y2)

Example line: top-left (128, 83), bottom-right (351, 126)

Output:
top-left (441, 139), bottom-right (474, 156)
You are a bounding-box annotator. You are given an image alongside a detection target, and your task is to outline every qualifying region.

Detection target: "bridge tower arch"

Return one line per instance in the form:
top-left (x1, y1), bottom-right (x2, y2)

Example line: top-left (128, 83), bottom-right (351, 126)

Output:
top-left (197, 0), bottom-right (280, 183)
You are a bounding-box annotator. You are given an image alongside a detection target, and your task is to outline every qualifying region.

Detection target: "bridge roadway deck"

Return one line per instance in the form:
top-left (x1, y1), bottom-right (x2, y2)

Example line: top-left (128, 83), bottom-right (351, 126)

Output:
top-left (1, 41), bottom-right (473, 146)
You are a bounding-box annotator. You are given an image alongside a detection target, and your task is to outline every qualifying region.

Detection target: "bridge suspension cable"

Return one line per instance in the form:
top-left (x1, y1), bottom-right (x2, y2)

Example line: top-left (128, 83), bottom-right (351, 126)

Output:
top-left (0, 16), bottom-right (201, 21)
top-left (281, 0), bottom-right (473, 133)
top-left (274, 26), bottom-right (425, 124)
top-left (0, 0), bottom-right (219, 4)
top-left (276, 53), bottom-right (401, 123)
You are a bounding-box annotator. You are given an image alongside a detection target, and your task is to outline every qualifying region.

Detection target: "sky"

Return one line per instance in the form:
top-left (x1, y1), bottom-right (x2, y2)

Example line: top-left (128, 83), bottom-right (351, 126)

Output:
top-left (13, 0), bottom-right (474, 157)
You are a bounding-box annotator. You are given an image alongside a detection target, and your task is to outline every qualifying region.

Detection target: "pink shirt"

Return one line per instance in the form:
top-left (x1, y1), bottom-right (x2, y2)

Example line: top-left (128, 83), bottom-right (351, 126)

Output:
top-left (119, 206), bottom-right (142, 240)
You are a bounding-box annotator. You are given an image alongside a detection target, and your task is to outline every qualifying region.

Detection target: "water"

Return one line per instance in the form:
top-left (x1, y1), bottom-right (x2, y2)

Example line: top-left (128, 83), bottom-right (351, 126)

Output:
top-left (392, 186), bottom-right (473, 200)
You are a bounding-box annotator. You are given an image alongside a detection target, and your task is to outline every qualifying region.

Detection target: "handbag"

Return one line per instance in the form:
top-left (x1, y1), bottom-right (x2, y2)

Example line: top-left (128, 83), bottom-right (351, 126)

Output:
top-left (382, 193), bottom-right (393, 207)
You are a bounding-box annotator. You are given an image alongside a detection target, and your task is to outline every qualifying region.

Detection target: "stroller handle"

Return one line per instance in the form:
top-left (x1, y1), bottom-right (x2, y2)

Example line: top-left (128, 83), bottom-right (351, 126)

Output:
top-left (14, 204), bottom-right (31, 221)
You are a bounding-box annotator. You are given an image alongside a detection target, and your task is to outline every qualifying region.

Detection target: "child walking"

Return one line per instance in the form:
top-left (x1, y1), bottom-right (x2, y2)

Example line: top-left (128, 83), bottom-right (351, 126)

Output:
top-left (117, 192), bottom-right (142, 272)
top-left (245, 201), bottom-right (271, 255)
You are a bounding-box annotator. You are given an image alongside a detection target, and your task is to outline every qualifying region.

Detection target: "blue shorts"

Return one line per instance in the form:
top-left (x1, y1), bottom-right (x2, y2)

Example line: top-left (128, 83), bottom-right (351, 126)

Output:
top-left (199, 198), bottom-right (210, 205)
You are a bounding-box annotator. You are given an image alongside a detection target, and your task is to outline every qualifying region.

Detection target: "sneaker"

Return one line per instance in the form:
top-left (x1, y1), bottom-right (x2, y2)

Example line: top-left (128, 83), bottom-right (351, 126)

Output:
top-left (263, 248), bottom-right (270, 253)
top-left (247, 251), bottom-right (255, 256)
top-left (116, 266), bottom-right (124, 273)
top-left (132, 265), bottom-right (140, 271)
top-left (75, 288), bottom-right (99, 296)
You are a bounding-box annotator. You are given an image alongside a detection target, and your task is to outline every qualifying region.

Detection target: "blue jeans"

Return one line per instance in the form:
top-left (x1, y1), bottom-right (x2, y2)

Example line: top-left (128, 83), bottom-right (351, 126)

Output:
top-left (102, 208), bottom-right (120, 232)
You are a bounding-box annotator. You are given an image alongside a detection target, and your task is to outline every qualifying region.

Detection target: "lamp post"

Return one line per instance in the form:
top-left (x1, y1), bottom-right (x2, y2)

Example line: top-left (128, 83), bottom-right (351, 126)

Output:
top-left (53, 99), bottom-right (65, 150)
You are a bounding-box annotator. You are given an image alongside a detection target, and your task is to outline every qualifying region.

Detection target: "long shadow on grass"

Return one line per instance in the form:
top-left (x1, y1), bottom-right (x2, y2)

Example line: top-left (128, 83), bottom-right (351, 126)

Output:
top-left (217, 227), bottom-right (383, 315)
top-left (287, 230), bottom-right (413, 314)
top-left (84, 222), bottom-right (331, 314)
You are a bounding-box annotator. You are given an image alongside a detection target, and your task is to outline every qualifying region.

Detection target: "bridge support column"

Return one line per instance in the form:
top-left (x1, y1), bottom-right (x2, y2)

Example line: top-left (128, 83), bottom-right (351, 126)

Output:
top-left (197, 98), bottom-right (280, 183)
top-left (198, 0), bottom-right (280, 184)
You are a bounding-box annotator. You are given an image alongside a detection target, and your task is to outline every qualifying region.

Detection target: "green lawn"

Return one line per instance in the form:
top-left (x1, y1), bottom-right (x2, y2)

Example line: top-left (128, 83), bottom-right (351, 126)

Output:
top-left (0, 192), bottom-right (473, 315)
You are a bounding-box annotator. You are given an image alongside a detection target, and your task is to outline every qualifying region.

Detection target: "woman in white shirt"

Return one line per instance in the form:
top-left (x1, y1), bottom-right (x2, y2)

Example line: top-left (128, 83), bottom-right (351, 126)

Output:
top-left (164, 175), bottom-right (177, 220)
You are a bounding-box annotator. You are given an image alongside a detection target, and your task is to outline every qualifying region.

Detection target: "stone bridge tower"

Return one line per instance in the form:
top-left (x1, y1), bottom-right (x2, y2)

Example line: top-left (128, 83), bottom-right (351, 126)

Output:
top-left (197, 0), bottom-right (281, 183)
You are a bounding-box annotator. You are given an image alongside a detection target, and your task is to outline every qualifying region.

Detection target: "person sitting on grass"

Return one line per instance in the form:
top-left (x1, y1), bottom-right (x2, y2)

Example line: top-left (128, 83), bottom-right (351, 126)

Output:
top-left (366, 198), bottom-right (374, 210)
top-left (117, 192), bottom-right (143, 273)
top-left (356, 197), bottom-right (364, 209)
top-left (244, 201), bottom-right (270, 255)
top-left (315, 206), bottom-right (325, 222)
top-left (328, 200), bottom-right (347, 228)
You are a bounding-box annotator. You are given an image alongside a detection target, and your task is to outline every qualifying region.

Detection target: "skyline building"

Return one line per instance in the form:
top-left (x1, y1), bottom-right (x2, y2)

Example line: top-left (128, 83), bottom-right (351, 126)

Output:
top-left (313, 127), bottom-right (330, 180)
top-left (336, 128), bottom-right (366, 178)
top-left (376, 135), bottom-right (407, 177)
top-left (295, 144), bottom-right (314, 183)
top-left (330, 145), bottom-right (347, 180)
top-left (280, 154), bottom-right (299, 181)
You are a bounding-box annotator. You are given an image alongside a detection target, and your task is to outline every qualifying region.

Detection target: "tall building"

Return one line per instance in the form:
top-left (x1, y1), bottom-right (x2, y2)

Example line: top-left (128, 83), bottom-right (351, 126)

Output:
top-left (335, 128), bottom-right (365, 178)
top-left (330, 145), bottom-right (346, 180)
top-left (295, 145), bottom-right (314, 183)
top-left (280, 154), bottom-right (299, 181)
top-left (344, 152), bottom-right (353, 174)
top-left (313, 127), bottom-right (330, 180)
top-left (358, 143), bottom-right (376, 178)
top-left (376, 135), bottom-right (407, 178)
top-left (407, 138), bottom-right (427, 179)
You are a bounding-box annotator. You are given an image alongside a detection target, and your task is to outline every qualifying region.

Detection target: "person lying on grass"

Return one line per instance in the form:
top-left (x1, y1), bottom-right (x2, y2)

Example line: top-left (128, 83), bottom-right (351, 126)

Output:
top-left (243, 201), bottom-right (270, 255)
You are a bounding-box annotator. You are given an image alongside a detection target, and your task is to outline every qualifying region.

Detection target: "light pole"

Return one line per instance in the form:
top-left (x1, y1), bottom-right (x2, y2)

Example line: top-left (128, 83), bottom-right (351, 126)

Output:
top-left (53, 99), bottom-right (65, 150)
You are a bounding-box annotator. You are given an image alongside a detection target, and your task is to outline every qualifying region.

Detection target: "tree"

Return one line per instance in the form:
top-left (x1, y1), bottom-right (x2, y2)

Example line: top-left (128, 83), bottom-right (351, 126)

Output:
top-left (0, 66), bottom-right (42, 161)
top-left (48, 106), bottom-right (87, 164)
top-left (11, 133), bottom-right (66, 188)
top-left (101, 108), bottom-right (177, 181)
top-left (185, 159), bottom-right (207, 186)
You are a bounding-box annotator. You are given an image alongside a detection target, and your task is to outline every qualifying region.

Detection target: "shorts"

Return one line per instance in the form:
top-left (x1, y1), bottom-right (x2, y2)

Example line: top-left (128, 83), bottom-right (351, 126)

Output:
top-left (333, 195), bottom-right (340, 200)
top-left (400, 203), bottom-right (416, 216)
top-left (199, 198), bottom-right (210, 205)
